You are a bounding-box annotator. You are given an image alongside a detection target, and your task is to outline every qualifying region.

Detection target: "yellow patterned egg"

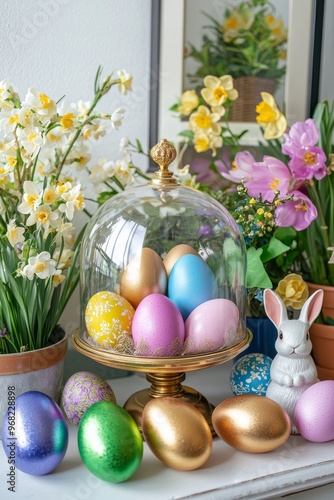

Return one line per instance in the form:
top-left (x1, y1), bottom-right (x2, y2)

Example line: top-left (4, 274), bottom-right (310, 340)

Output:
top-left (85, 291), bottom-right (135, 350)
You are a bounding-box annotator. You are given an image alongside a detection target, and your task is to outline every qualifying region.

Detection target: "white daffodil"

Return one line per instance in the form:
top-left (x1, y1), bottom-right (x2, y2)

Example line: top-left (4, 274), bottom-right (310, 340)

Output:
top-left (53, 270), bottom-right (65, 287)
top-left (82, 121), bottom-right (107, 141)
top-left (6, 219), bottom-right (25, 247)
top-left (26, 204), bottom-right (59, 229)
top-left (58, 184), bottom-right (85, 220)
top-left (114, 159), bottom-right (134, 186)
top-left (0, 107), bottom-right (20, 136)
top-left (77, 100), bottom-right (91, 116)
top-left (117, 70), bottom-right (133, 95)
top-left (57, 101), bottom-right (78, 131)
top-left (103, 160), bottom-right (116, 177)
top-left (18, 181), bottom-right (42, 214)
top-left (110, 108), bottom-right (126, 130)
top-left (18, 104), bottom-right (36, 127)
top-left (43, 186), bottom-right (59, 205)
top-left (22, 251), bottom-right (57, 280)
top-left (16, 125), bottom-right (45, 157)
top-left (0, 80), bottom-right (17, 105)
top-left (0, 163), bottom-right (14, 187)
top-left (55, 181), bottom-right (72, 196)
top-left (119, 137), bottom-right (131, 162)
top-left (53, 248), bottom-right (74, 269)
top-left (23, 88), bottom-right (57, 122)
top-left (54, 222), bottom-right (76, 248)
top-left (89, 158), bottom-right (109, 184)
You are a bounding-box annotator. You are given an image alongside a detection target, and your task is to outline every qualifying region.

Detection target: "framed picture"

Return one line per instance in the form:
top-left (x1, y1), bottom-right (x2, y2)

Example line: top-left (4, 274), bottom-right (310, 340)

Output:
top-left (156, 0), bottom-right (316, 146)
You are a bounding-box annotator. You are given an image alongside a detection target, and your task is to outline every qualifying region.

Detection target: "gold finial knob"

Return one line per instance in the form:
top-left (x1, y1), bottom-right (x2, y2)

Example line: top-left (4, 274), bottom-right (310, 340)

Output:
top-left (149, 139), bottom-right (178, 187)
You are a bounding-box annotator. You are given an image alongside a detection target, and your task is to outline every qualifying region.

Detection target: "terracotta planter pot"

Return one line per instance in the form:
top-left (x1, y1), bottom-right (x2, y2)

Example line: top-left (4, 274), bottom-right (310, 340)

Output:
top-left (310, 322), bottom-right (334, 379)
top-left (0, 331), bottom-right (68, 429)
top-left (307, 282), bottom-right (334, 323)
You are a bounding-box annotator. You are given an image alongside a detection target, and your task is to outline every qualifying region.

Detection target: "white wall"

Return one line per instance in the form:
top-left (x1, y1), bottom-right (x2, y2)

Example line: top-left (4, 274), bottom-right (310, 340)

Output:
top-left (0, 0), bottom-right (152, 337)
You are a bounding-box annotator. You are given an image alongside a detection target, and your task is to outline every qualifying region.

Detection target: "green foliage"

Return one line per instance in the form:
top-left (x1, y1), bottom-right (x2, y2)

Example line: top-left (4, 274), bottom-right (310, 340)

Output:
top-left (186, 0), bottom-right (287, 87)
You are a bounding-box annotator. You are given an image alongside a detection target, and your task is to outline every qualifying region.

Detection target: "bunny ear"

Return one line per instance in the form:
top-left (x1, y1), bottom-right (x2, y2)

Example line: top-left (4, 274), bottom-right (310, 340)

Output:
top-left (263, 289), bottom-right (288, 328)
top-left (299, 289), bottom-right (324, 326)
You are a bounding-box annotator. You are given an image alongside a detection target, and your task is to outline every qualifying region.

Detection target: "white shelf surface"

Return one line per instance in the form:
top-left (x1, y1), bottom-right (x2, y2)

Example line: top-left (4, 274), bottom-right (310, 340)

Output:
top-left (1, 362), bottom-right (334, 500)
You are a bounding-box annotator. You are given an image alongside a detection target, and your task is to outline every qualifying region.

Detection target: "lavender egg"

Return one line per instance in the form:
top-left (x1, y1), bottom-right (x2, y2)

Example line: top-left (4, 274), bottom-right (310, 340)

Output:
top-left (1, 391), bottom-right (68, 475)
top-left (62, 371), bottom-right (116, 425)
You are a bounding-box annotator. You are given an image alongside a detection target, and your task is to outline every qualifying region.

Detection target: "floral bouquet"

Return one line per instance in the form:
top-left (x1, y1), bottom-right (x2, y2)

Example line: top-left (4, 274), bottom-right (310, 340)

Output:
top-left (0, 68), bottom-right (136, 354)
top-left (186, 0), bottom-right (287, 87)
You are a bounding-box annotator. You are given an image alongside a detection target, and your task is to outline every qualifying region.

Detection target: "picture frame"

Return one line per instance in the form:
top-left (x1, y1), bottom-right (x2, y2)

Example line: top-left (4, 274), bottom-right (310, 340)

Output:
top-left (156, 0), bottom-right (316, 147)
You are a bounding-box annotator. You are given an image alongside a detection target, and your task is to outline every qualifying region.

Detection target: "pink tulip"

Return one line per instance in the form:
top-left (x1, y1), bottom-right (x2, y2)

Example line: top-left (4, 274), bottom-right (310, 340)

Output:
top-left (282, 119), bottom-right (319, 157)
top-left (288, 146), bottom-right (327, 180)
top-left (245, 156), bottom-right (291, 202)
top-left (275, 190), bottom-right (318, 231)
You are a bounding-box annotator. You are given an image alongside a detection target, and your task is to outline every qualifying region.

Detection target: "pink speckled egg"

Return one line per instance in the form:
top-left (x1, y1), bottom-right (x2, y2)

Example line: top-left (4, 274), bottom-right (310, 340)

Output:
top-left (294, 380), bottom-right (334, 442)
top-left (62, 371), bottom-right (116, 425)
top-left (184, 299), bottom-right (240, 354)
top-left (132, 293), bottom-right (185, 356)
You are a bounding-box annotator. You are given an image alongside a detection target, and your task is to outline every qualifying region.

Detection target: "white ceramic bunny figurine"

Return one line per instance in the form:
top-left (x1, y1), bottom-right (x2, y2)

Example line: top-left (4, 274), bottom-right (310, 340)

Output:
top-left (263, 288), bottom-right (324, 434)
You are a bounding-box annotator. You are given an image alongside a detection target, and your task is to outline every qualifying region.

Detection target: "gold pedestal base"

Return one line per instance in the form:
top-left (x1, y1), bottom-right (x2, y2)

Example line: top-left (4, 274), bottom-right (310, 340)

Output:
top-left (124, 372), bottom-right (215, 435)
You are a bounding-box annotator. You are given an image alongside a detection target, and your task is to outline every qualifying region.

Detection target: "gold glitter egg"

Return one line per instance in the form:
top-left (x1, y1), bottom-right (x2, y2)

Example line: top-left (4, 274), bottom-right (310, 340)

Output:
top-left (142, 397), bottom-right (212, 470)
top-left (163, 244), bottom-right (199, 276)
top-left (212, 394), bottom-right (291, 453)
top-left (85, 291), bottom-right (134, 350)
top-left (120, 247), bottom-right (167, 308)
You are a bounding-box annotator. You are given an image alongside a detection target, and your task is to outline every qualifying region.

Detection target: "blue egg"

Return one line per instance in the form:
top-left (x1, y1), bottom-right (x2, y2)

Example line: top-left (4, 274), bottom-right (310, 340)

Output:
top-left (1, 391), bottom-right (68, 475)
top-left (167, 254), bottom-right (218, 320)
top-left (230, 353), bottom-right (272, 396)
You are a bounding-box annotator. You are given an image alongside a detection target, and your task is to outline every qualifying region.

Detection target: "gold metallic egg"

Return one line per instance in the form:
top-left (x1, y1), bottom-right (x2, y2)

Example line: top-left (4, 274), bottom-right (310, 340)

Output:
top-left (212, 395), bottom-right (291, 453)
top-left (120, 247), bottom-right (167, 308)
top-left (142, 397), bottom-right (212, 470)
top-left (163, 244), bottom-right (199, 276)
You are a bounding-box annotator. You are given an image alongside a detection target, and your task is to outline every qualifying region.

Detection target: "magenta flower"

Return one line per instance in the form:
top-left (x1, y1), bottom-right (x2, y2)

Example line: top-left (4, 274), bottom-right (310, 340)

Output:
top-left (220, 151), bottom-right (256, 183)
top-left (245, 156), bottom-right (291, 202)
top-left (282, 119), bottom-right (319, 157)
top-left (275, 190), bottom-right (318, 230)
top-left (289, 146), bottom-right (327, 180)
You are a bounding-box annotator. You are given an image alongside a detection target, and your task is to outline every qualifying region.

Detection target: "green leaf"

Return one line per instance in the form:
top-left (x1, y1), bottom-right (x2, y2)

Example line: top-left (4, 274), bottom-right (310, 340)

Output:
top-left (273, 226), bottom-right (297, 246)
top-left (261, 236), bottom-right (290, 263)
top-left (246, 247), bottom-right (272, 289)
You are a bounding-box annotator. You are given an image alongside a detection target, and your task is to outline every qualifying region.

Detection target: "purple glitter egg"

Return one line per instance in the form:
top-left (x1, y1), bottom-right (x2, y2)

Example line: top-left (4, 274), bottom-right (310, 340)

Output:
top-left (1, 391), bottom-right (68, 475)
top-left (61, 371), bottom-right (116, 425)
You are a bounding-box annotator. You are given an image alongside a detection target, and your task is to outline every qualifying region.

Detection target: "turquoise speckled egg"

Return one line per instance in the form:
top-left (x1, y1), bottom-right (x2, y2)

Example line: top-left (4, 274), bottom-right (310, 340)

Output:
top-left (78, 401), bottom-right (143, 483)
top-left (230, 353), bottom-right (272, 396)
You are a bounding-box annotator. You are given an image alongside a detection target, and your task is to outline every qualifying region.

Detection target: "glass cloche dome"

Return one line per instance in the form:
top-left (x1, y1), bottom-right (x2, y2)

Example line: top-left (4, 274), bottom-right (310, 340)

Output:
top-left (78, 139), bottom-right (247, 359)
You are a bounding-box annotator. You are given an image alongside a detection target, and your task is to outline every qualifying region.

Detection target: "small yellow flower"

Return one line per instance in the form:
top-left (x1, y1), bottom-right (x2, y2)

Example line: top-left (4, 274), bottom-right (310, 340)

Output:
top-left (256, 92), bottom-right (287, 139)
top-left (275, 274), bottom-right (309, 310)
top-left (249, 198), bottom-right (256, 205)
top-left (177, 90), bottom-right (199, 116)
top-left (189, 105), bottom-right (221, 134)
top-left (200, 75), bottom-right (238, 115)
top-left (257, 208), bottom-right (264, 215)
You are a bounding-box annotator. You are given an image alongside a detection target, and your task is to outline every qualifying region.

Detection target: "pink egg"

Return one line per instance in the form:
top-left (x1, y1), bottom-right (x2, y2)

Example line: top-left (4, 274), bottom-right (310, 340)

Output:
top-left (132, 293), bottom-right (185, 356)
top-left (294, 380), bottom-right (334, 442)
top-left (184, 299), bottom-right (240, 354)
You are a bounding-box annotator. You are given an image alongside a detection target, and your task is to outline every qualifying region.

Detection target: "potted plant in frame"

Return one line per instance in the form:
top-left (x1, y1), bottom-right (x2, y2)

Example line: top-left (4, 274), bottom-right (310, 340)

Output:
top-left (0, 67), bottom-right (135, 423)
top-left (185, 0), bottom-right (288, 122)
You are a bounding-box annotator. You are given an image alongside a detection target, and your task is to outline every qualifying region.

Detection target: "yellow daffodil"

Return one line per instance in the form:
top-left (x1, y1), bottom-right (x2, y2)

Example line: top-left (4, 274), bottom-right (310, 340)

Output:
top-left (222, 5), bottom-right (254, 43)
top-left (275, 274), bottom-right (309, 310)
top-left (256, 92), bottom-right (287, 140)
top-left (201, 75), bottom-right (238, 115)
top-left (177, 90), bottom-right (199, 116)
top-left (265, 15), bottom-right (287, 44)
top-left (193, 131), bottom-right (223, 156)
top-left (189, 105), bottom-right (221, 135)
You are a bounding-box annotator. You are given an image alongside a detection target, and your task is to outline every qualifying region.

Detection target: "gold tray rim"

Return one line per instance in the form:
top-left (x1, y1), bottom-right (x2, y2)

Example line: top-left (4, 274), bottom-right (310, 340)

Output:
top-left (71, 328), bottom-right (252, 373)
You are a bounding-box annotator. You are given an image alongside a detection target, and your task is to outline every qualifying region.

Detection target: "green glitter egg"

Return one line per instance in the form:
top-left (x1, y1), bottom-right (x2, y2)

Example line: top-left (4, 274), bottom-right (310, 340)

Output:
top-left (78, 400), bottom-right (143, 482)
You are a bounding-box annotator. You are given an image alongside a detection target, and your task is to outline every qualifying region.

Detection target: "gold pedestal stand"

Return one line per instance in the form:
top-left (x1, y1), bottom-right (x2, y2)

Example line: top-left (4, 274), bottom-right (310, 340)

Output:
top-left (72, 329), bottom-right (252, 435)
